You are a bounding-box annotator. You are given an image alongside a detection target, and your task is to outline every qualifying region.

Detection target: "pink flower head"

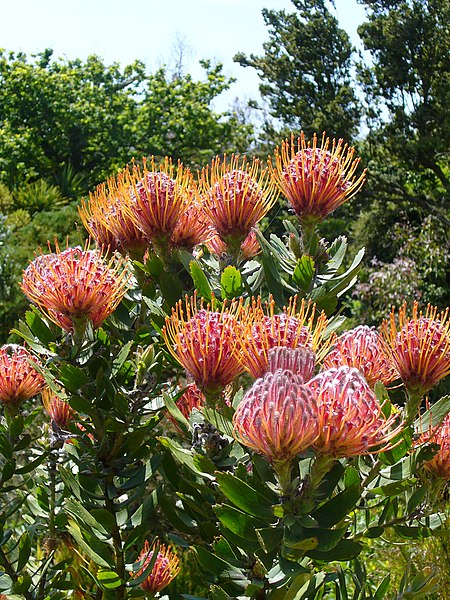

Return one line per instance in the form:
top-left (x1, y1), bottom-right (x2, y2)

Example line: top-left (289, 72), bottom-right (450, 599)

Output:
top-left (307, 366), bottom-right (401, 457)
top-left (381, 302), bottom-right (450, 395)
top-left (202, 155), bottom-right (278, 248)
top-left (206, 228), bottom-right (261, 261)
top-left (21, 242), bottom-right (131, 332)
top-left (233, 369), bottom-right (319, 463)
top-left (131, 540), bottom-right (180, 593)
top-left (0, 344), bottom-right (45, 406)
top-left (170, 201), bottom-right (213, 251)
top-left (267, 346), bottom-right (316, 382)
top-left (162, 295), bottom-right (244, 394)
top-left (269, 132), bottom-right (365, 224)
top-left (323, 325), bottom-right (398, 387)
top-left (42, 388), bottom-right (74, 429)
top-left (239, 296), bottom-right (332, 378)
top-left (419, 413), bottom-right (450, 479)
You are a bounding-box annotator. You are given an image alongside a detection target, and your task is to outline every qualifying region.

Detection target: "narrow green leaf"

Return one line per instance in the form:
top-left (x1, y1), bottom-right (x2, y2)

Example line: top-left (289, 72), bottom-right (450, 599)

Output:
top-left (293, 255), bottom-right (315, 292)
top-left (59, 364), bottom-right (89, 392)
top-left (189, 261), bottom-right (212, 301)
top-left (221, 266), bottom-right (242, 299)
top-left (17, 533), bottom-right (31, 571)
top-left (214, 472), bottom-right (276, 521)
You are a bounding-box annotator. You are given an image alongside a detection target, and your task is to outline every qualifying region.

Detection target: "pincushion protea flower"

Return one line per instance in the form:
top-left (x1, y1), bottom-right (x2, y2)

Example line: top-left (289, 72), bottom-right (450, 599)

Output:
top-left (206, 228), bottom-right (261, 261)
top-left (238, 295), bottom-right (332, 378)
top-left (201, 155), bottom-right (279, 251)
top-left (170, 201), bottom-right (213, 251)
top-left (307, 366), bottom-right (402, 457)
top-left (233, 369), bottom-right (319, 464)
top-left (162, 294), bottom-right (244, 396)
top-left (0, 344), bottom-right (45, 406)
top-left (131, 540), bottom-right (180, 593)
top-left (269, 132), bottom-right (366, 224)
top-left (21, 242), bottom-right (131, 333)
top-left (419, 413), bottom-right (450, 479)
top-left (128, 157), bottom-right (194, 246)
top-left (79, 181), bottom-right (150, 258)
top-left (323, 325), bottom-right (398, 387)
top-left (42, 388), bottom-right (74, 429)
top-left (381, 302), bottom-right (450, 397)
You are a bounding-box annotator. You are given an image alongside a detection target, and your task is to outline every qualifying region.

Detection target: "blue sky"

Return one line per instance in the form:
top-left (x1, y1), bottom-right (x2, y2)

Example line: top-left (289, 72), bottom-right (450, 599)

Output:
top-left (0, 0), bottom-right (366, 110)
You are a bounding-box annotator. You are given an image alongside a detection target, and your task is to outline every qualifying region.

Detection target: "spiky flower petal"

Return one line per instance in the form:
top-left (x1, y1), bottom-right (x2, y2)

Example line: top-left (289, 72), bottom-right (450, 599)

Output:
top-left (239, 296), bottom-right (331, 378)
top-left (201, 155), bottom-right (278, 249)
top-left (170, 201), bottom-right (213, 251)
top-left (323, 325), bottom-right (398, 387)
top-left (21, 242), bottom-right (131, 332)
top-left (0, 345), bottom-right (45, 406)
top-left (162, 295), bottom-right (244, 394)
top-left (381, 302), bottom-right (450, 395)
top-left (233, 370), bottom-right (319, 463)
top-left (267, 346), bottom-right (316, 381)
top-left (307, 367), bottom-right (401, 457)
top-left (131, 540), bottom-right (180, 593)
top-left (269, 132), bottom-right (365, 224)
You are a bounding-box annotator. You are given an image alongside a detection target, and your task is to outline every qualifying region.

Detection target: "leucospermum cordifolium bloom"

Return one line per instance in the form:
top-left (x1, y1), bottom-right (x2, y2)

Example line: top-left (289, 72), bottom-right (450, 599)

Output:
top-left (21, 241), bottom-right (131, 333)
top-left (269, 131), bottom-right (366, 225)
top-left (323, 325), bottom-right (398, 388)
top-left (3, 130), bottom-right (450, 600)
top-left (0, 344), bottom-right (44, 407)
top-left (381, 301), bottom-right (450, 397)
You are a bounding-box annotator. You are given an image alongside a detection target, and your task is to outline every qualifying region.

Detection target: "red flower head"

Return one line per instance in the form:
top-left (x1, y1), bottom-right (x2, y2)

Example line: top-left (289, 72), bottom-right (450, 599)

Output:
top-left (239, 295), bottom-right (332, 379)
top-left (21, 242), bottom-right (131, 333)
top-left (79, 179), bottom-right (150, 259)
top-left (0, 344), bottom-right (45, 407)
top-left (233, 369), bottom-right (319, 464)
top-left (381, 302), bottom-right (450, 396)
top-left (206, 228), bottom-right (261, 261)
top-left (269, 132), bottom-right (366, 225)
top-left (131, 540), bottom-right (180, 593)
top-left (266, 346), bottom-right (316, 382)
top-left (201, 155), bottom-right (279, 250)
top-left (307, 366), bottom-right (401, 457)
top-left (419, 413), bottom-right (450, 479)
top-left (162, 294), bottom-right (245, 396)
top-left (323, 325), bottom-right (398, 388)
top-left (42, 388), bottom-right (74, 429)
top-left (127, 157), bottom-right (195, 246)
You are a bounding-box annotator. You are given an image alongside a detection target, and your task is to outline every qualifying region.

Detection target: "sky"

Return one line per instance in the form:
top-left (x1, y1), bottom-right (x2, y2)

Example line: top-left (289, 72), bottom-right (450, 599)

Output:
top-left (0, 0), bottom-right (367, 110)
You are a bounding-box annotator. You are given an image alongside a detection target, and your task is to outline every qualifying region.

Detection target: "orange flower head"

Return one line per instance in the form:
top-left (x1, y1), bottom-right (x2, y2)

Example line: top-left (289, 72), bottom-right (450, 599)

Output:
top-left (167, 382), bottom-right (205, 432)
top-left (42, 388), bottom-right (74, 429)
top-left (267, 346), bottom-right (316, 381)
top-left (239, 296), bottom-right (332, 378)
top-left (0, 344), bottom-right (45, 406)
top-left (202, 155), bottom-right (279, 248)
top-left (419, 413), bottom-right (450, 479)
top-left (233, 369), bottom-right (319, 463)
top-left (131, 540), bottom-right (180, 593)
top-left (381, 302), bottom-right (450, 395)
top-left (323, 325), bottom-right (398, 388)
top-left (162, 295), bottom-right (244, 394)
top-left (21, 242), bottom-right (131, 332)
top-left (269, 132), bottom-right (366, 224)
top-left (170, 201), bottom-right (213, 251)
top-left (307, 366), bottom-right (401, 457)
top-left (128, 157), bottom-right (194, 245)
top-left (79, 180), bottom-right (150, 258)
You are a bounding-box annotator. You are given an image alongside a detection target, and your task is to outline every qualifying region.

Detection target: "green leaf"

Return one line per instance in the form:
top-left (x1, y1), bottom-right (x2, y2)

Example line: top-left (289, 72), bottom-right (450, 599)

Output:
top-left (312, 485), bottom-right (360, 528)
top-left (159, 437), bottom-right (214, 479)
top-left (293, 255), bottom-right (315, 292)
top-left (414, 395), bottom-right (450, 433)
top-left (97, 569), bottom-right (123, 590)
top-left (17, 532), bottom-right (31, 571)
top-left (189, 261), bottom-right (212, 301)
top-left (195, 547), bottom-right (248, 587)
top-left (214, 472), bottom-right (276, 521)
top-left (307, 539), bottom-right (362, 561)
top-left (214, 504), bottom-right (265, 540)
top-left (256, 526), bottom-right (284, 553)
top-left (221, 266), bottom-right (242, 299)
top-left (25, 309), bottom-right (55, 344)
top-left (67, 520), bottom-right (113, 568)
top-left (59, 364), bottom-right (89, 392)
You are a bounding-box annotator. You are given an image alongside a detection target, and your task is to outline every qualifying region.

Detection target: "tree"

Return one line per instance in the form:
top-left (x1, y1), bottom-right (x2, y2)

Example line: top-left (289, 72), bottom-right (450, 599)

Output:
top-left (234, 0), bottom-right (362, 140)
top-left (357, 0), bottom-right (450, 205)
